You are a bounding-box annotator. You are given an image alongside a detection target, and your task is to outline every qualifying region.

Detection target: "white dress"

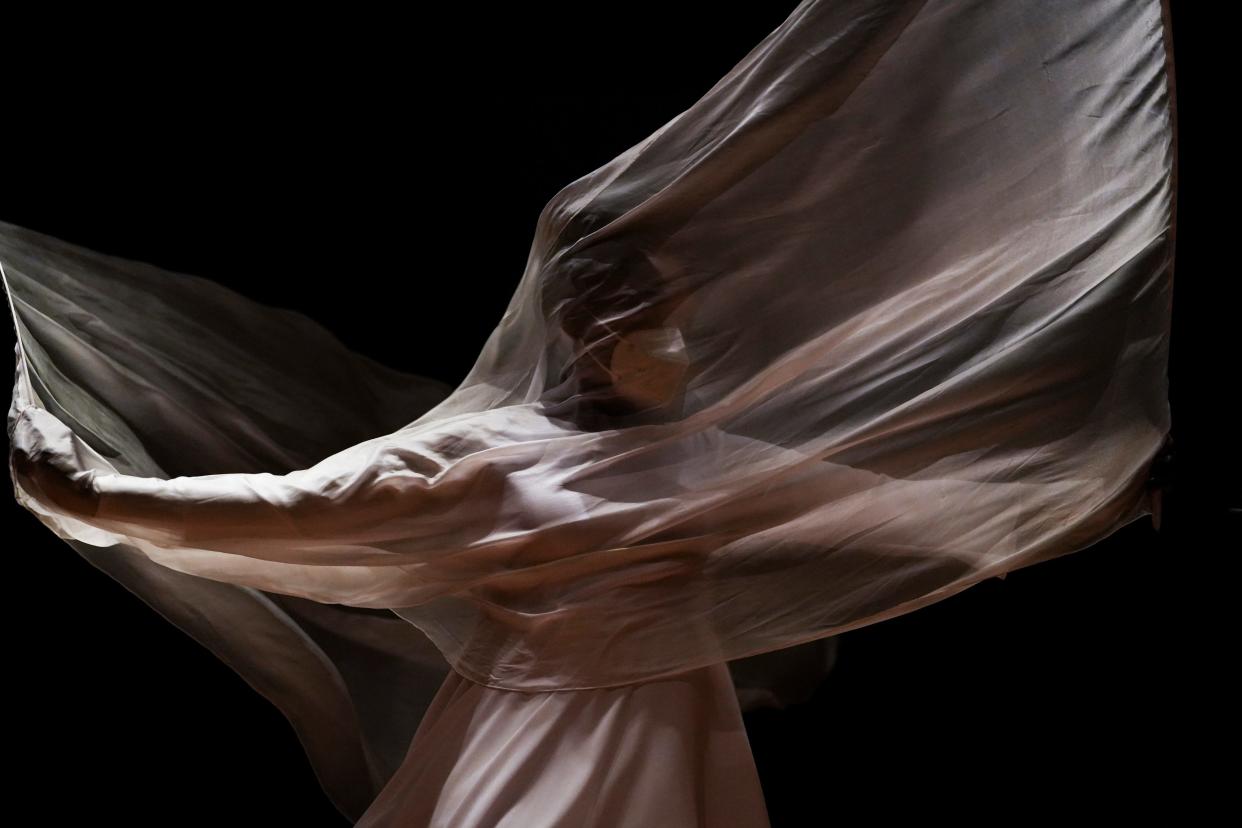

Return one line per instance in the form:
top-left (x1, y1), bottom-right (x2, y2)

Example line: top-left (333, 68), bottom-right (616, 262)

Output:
top-left (3, 1), bottom-right (1176, 823)
top-left (358, 661), bottom-right (771, 827)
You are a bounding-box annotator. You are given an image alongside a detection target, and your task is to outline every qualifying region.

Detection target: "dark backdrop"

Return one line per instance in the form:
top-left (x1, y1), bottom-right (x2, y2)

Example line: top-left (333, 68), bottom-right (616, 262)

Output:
top-left (2, 2), bottom-right (1229, 825)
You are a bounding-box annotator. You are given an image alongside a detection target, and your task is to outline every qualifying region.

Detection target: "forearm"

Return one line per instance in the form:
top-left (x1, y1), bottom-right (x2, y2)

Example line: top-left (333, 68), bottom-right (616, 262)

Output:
top-left (9, 403), bottom-right (424, 555)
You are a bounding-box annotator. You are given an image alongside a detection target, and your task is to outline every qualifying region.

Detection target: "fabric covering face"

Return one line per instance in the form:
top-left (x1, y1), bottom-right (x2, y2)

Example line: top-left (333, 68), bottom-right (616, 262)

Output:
top-left (5, 0), bottom-right (1175, 820)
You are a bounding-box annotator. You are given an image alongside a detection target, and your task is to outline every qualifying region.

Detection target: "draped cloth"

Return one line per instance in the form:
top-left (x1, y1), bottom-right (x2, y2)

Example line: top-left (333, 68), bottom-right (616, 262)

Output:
top-left (357, 660), bottom-right (771, 828)
top-left (4, 0), bottom-right (1176, 824)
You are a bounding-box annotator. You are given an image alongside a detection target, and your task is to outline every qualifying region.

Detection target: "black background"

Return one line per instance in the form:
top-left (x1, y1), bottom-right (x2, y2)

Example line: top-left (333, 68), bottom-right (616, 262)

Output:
top-left (2, 2), bottom-right (1231, 825)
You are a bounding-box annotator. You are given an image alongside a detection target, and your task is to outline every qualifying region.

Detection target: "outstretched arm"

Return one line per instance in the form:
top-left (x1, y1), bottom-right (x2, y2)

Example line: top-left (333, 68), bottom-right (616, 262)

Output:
top-left (9, 402), bottom-right (444, 562)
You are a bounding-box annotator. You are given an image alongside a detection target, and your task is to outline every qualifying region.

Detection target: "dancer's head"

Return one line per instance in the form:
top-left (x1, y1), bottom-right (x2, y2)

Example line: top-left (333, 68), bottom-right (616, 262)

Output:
top-left (540, 236), bottom-right (692, 425)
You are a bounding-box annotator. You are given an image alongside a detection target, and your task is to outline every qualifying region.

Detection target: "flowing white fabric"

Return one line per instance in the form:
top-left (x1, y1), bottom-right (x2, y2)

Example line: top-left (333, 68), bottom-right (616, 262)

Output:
top-left (4, 0), bottom-right (1176, 823)
top-left (358, 660), bottom-right (770, 828)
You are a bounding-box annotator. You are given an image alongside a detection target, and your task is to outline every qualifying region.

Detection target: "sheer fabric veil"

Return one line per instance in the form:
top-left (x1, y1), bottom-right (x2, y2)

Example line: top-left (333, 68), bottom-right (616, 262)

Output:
top-left (5, 0), bottom-right (1176, 822)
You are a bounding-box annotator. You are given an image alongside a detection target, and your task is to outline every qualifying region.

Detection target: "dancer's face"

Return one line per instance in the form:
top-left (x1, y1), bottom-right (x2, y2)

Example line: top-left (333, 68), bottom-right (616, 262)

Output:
top-left (556, 315), bottom-right (690, 419)
top-left (542, 226), bottom-right (692, 419)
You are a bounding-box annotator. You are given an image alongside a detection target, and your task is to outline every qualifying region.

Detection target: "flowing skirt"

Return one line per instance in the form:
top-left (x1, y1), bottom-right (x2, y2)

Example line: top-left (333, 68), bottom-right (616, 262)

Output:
top-left (358, 661), bottom-right (771, 828)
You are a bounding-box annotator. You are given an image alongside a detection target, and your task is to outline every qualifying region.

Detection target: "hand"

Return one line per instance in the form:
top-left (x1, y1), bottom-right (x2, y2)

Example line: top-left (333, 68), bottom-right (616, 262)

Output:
top-left (11, 447), bottom-right (101, 518)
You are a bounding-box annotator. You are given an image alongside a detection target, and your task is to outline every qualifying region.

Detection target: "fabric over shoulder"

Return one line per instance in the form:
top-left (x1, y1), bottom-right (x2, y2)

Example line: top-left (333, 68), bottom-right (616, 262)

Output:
top-left (4, 0), bottom-right (1176, 821)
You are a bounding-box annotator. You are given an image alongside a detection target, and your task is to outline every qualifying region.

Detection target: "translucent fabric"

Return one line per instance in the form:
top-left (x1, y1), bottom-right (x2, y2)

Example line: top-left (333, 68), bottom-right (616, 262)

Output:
top-left (5, 0), bottom-right (1176, 822)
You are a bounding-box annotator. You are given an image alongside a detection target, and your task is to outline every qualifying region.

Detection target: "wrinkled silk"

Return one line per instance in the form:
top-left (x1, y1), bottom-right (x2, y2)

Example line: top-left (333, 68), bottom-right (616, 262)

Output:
top-left (4, 0), bottom-right (1175, 823)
